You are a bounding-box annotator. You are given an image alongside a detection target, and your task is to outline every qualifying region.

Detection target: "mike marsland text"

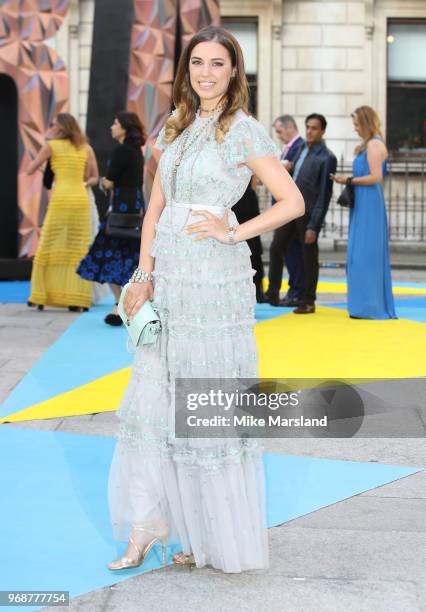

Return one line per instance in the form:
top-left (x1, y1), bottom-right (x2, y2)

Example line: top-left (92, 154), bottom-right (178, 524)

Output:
top-left (186, 414), bottom-right (328, 427)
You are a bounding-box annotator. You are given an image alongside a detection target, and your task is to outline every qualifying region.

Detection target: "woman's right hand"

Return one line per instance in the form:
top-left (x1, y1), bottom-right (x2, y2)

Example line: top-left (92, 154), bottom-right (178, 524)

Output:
top-left (123, 281), bottom-right (154, 318)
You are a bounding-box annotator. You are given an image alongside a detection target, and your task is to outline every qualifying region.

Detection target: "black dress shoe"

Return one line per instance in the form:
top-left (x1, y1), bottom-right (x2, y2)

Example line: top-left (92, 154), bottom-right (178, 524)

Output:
top-left (293, 303), bottom-right (316, 314)
top-left (257, 293), bottom-right (269, 303)
top-left (261, 293), bottom-right (280, 306)
top-left (104, 313), bottom-right (123, 326)
top-left (268, 295), bottom-right (281, 307)
top-left (68, 306), bottom-right (89, 313)
top-left (279, 297), bottom-right (300, 307)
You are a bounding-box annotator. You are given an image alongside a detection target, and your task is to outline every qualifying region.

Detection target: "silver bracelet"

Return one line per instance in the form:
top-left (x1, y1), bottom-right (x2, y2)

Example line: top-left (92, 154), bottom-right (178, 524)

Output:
top-left (129, 267), bottom-right (154, 283)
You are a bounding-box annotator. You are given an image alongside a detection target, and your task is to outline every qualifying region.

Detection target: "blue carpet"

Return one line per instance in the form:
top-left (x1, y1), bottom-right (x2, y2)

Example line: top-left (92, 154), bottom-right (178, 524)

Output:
top-left (255, 302), bottom-right (293, 322)
top-left (395, 308), bottom-right (426, 323)
top-left (2, 279), bottom-right (425, 306)
top-left (0, 427), bottom-right (421, 610)
top-left (392, 297), bottom-right (426, 308)
top-left (3, 295), bottom-right (426, 419)
top-left (1, 301), bottom-right (290, 419)
top-left (0, 281), bottom-right (30, 304)
top-left (323, 298), bottom-right (426, 324)
top-left (0, 303), bottom-right (131, 418)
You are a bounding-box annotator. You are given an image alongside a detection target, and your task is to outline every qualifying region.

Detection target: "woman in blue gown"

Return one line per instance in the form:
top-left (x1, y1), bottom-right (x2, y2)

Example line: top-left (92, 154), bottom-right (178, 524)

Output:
top-left (331, 106), bottom-right (397, 320)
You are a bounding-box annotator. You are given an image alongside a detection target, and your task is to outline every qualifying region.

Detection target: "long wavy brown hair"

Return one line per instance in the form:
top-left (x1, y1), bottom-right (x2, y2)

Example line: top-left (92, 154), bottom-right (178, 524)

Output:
top-left (352, 106), bottom-right (384, 154)
top-left (55, 113), bottom-right (87, 148)
top-left (163, 26), bottom-right (250, 145)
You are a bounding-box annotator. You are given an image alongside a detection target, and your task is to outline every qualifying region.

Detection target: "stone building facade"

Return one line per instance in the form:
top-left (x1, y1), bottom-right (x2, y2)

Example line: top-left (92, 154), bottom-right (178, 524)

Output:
top-left (53, 0), bottom-right (426, 160)
top-left (52, 0), bottom-right (426, 247)
top-left (53, 0), bottom-right (95, 132)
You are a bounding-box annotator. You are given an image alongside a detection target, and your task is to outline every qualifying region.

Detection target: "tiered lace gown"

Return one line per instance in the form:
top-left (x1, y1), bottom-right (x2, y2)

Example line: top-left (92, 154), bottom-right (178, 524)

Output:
top-left (108, 110), bottom-right (280, 572)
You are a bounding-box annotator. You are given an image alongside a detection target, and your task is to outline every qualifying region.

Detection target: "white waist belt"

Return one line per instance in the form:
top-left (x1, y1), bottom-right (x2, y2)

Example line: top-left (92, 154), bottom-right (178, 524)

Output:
top-left (167, 202), bottom-right (226, 216)
top-left (163, 202), bottom-right (233, 235)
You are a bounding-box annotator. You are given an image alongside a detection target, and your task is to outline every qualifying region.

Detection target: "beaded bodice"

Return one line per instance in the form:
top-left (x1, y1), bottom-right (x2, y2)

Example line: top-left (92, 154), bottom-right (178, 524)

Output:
top-left (155, 110), bottom-right (280, 209)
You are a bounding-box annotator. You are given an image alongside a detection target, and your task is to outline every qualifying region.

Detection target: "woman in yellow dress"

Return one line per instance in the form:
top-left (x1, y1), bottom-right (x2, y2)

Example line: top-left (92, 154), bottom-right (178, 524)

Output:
top-left (26, 113), bottom-right (99, 311)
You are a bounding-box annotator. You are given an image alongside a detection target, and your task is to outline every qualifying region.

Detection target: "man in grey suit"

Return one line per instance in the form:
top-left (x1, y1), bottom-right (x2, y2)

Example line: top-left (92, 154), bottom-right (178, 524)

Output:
top-left (264, 115), bottom-right (305, 306)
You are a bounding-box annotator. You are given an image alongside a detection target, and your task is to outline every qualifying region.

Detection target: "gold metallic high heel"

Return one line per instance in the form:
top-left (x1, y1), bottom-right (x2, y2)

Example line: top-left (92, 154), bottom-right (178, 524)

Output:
top-left (172, 552), bottom-right (196, 570)
top-left (108, 525), bottom-right (169, 571)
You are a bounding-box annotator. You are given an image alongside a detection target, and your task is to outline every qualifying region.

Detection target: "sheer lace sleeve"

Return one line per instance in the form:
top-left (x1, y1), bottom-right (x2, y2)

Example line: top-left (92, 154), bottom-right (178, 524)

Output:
top-left (222, 116), bottom-right (281, 167)
top-left (154, 125), bottom-right (167, 150)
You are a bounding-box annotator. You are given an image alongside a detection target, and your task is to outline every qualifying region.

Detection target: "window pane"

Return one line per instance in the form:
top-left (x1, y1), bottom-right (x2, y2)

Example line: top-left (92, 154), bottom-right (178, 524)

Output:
top-left (387, 85), bottom-right (426, 150)
top-left (388, 23), bottom-right (426, 81)
top-left (222, 18), bottom-right (258, 115)
top-left (222, 21), bottom-right (257, 75)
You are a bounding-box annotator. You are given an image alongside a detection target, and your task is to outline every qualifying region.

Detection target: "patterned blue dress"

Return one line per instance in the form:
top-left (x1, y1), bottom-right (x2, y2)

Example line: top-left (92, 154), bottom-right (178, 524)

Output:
top-left (347, 142), bottom-right (397, 319)
top-left (77, 143), bottom-right (143, 286)
top-left (108, 110), bottom-right (280, 572)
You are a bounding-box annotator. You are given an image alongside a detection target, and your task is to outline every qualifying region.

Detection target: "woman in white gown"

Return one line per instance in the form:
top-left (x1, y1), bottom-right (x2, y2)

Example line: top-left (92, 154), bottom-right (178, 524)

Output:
top-left (108, 25), bottom-right (304, 573)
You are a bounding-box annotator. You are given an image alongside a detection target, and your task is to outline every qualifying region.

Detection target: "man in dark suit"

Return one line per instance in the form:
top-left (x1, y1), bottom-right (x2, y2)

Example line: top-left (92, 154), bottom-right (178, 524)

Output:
top-left (269, 113), bottom-right (337, 314)
top-left (263, 115), bottom-right (305, 306)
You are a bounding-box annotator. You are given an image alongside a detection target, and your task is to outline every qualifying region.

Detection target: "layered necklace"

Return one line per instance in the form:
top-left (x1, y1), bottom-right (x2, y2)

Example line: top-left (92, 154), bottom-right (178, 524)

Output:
top-left (170, 104), bottom-right (223, 200)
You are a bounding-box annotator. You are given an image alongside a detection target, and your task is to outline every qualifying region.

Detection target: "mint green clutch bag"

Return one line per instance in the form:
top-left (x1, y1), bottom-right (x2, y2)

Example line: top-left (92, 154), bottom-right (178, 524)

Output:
top-left (117, 283), bottom-right (161, 347)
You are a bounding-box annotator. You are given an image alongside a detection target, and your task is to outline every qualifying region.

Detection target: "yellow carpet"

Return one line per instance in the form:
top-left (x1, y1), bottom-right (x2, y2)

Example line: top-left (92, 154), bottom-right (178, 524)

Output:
top-left (273, 279), bottom-right (426, 296)
top-left (255, 306), bottom-right (426, 378)
top-left (1, 369), bottom-right (131, 423)
top-left (3, 306), bottom-right (425, 422)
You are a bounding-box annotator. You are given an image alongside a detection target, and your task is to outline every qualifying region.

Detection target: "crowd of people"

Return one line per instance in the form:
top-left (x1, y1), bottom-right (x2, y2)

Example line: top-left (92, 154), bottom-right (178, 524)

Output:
top-left (25, 103), bottom-right (396, 324)
top-left (25, 110), bottom-right (147, 325)
top-left (240, 107), bottom-right (396, 320)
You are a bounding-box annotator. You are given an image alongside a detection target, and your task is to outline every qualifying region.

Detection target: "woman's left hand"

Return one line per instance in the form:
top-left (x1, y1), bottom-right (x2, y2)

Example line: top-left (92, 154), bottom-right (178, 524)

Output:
top-left (330, 174), bottom-right (348, 185)
top-left (186, 210), bottom-right (232, 243)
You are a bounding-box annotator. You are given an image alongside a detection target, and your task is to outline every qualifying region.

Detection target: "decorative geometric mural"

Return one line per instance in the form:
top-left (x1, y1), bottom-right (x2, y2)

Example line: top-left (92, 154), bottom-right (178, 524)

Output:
top-left (0, 0), bottom-right (221, 256)
top-left (0, 1), bottom-right (69, 41)
top-left (127, 0), bottom-right (221, 196)
top-left (126, 0), bottom-right (178, 194)
top-left (0, 0), bottom-right (69, 257)
top-left (179, 0), bottom-right (221, 47)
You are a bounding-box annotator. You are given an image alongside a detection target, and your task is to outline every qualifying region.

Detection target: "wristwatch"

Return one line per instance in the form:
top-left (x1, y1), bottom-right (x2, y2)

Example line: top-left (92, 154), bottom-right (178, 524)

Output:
top-left (346, 176), bottom-right (354, 185)
top-left (227, 224), bottom-right (237, 245)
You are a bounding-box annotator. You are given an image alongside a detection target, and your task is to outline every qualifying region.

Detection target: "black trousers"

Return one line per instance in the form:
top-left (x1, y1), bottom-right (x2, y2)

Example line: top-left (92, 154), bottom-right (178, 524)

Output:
top-left (246, 238), bottom-right (264, 300)
top-left (268, 215), bottom-right (319, 305)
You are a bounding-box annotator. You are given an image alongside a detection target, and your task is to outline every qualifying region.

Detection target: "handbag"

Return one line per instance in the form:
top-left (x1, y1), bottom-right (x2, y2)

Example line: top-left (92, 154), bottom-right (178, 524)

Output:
top-left (43, 160), bottom-right (54, 190)
top-left (105, 212), bottom-right (143, 239)
top-left (337, 184), bottom-right (355, 208)
top-left (117, 283), bottom-right (161, 347)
